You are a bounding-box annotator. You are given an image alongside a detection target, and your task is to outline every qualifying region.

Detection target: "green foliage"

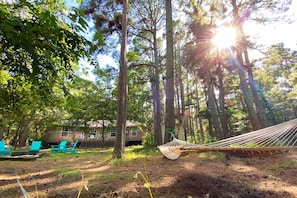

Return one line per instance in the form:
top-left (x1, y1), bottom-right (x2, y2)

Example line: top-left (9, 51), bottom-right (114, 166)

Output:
top-left (0, 2), bottom-right (87, 92)
top-left (255, 43), bottom-right (297, 124)
top-left (204, 134), bottom-right (218, 144)
top-left (229, 144), bottom-right (241, 148)
top-left (142, 132), bottom-right (155, 148)
top-left (0, 0), bottom-right (91, 144)
top-left (55, 168), bottom-right (82, 179)
top-left (126, 51), bottom-right (140, 62)
top-left (245, 141), bottom-right (259, 148)
top-left (230, 142), bottom-right (259, 148)
top-left (187, 134), bottom-right (202, 144)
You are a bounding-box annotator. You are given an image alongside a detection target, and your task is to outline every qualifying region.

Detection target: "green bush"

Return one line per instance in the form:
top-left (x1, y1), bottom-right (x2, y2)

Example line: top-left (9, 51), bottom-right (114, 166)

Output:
top-left (142, 132), bottom-right (155, 148)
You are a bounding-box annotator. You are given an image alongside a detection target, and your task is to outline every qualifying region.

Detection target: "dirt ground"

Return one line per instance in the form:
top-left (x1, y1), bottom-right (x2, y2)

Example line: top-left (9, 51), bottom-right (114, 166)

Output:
top-left (0, 148), bottom-right (296, 198)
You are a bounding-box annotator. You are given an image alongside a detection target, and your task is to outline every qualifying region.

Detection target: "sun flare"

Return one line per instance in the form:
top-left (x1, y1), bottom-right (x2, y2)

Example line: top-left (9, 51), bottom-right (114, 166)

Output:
top-left (212, 27), bottom-right (236, 49)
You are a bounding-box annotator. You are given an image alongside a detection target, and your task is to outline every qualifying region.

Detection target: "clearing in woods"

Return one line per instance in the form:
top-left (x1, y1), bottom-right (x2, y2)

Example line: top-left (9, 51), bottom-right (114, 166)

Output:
top-left (0, 146), bottom-right (296, 198)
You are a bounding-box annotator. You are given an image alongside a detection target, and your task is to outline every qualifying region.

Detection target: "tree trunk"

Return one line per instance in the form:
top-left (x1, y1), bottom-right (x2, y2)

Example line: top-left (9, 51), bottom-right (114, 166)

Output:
top-left (113, 0), bottom-right (128, 159)
top-left (231, 0), bottom-right (260, 130)
top-left (179, 79), bottom-right (187, 140)
top-left (175, 48), bottom-right (183, 139)
top-left (0, 120), bottom-right (4, 140)
top-left (195, 82), bottom-right (204, 143)
top-left (19, 121), bottom-right (32, 147)
top-left (164, 0), bottom-right (175, 143)
top-left (206, 72), bottom-right (222, 138)
top-left (236, 52), bottom-right (260, 130)
top-left (101, 122), bottom-right (106, 149)
top-left (231, 0), bottom-right (267, 129)
top-left (243, 49), bottom-right (268, 128)
top-left (152, 30), bottom-right (162, 145)
top-left (175, 78), bottom-right (181, 138)
top-left (217, 63), bottom-right (230, 138)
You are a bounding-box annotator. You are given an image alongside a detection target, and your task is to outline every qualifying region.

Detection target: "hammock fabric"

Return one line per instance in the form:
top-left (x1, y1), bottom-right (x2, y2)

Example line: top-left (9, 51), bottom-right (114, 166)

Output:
top-left (158, 119), bottom-right (297, 160)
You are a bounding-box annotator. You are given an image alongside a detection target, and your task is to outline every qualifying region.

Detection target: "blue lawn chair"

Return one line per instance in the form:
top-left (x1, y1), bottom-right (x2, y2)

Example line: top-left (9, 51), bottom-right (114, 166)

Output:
top-left (51, 140), bottom-right (67, 153)
top-left (28, 141), bottom-right (42, 154)
top-left (64, 140), bottom-right (78, 154)
top-left (0, 141), bottom-right (12, 156)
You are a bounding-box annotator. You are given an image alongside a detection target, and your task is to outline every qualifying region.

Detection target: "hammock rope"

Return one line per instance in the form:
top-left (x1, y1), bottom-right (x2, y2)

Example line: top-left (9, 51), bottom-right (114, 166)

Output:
top-left (158, 119), bottom-right (297, 160)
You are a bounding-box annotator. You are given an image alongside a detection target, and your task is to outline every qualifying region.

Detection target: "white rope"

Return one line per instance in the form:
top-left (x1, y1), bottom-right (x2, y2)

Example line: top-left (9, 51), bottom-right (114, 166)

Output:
top-left (158, 118), bottom-right (297, 159)
top-left (203, 119), bottom-right (297, 148)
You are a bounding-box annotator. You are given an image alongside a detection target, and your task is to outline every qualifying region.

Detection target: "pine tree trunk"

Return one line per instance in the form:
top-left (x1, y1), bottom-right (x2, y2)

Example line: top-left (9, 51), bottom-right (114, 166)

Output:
top-left (164, 0), bottom-right (175, 143)
top-left (152, 30), bottom-right (162, 145)
top-left (207, 72), bottom-right (222, 138)
top-left (113, 0), bottom-right (128, 159)
top-left (18, 121), bottom-right (31, 147)
top-left (244, 49), bottom-right (268, 128)
top-left (236, 52), bottom-right (261, 130)
top-left (0, 120), bottom-right (4, 140)
top-left (231, 0), bottom-right (260, 130)
top-left (217, 64), bottom-right (230, 138)
top-left (195, 82), bottom-right (204, 143)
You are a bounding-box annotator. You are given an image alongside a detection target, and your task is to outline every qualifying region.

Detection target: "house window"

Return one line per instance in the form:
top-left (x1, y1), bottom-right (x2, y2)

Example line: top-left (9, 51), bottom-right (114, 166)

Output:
top-left (130, 128), bottom-right (137, 137)
top-left (61, 128), bottom-right (69, 137)
top-left (89, 129), bottom-right (96, 139)
top-left (110, 130), bottom-right (116, 137)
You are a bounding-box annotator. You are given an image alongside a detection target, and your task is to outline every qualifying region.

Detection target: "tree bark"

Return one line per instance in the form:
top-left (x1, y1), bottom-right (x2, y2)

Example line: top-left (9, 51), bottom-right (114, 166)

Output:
top-left (217, 63), bottom-right (230, 138)
top-left (113, 0), bottom-right (128, 159)
top-left (206, 72), bottom-right (222, 138)
top-left (195, 82), bottom-right (205, 143)
top-left (152, 30), bottom-right (162, 145)
top-left (19, 121), bottom-right (32, 147)
top-left (244, 49), bottom-right (268, 128)
top-left (164, 0), bottom-right (175, 143)
top-left (231, 0), bottom-right (260, 130)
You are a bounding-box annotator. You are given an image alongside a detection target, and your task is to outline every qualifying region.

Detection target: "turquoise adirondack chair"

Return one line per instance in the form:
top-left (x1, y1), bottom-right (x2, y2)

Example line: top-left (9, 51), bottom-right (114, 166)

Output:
top-left (28, 141), bottom-right (42, 154)
top-left (51, 140), bottom-right (67, 153)
top-left (0, 141), bottom-right (12, 156)
top-left (64, 140), bottom-right (79, 154)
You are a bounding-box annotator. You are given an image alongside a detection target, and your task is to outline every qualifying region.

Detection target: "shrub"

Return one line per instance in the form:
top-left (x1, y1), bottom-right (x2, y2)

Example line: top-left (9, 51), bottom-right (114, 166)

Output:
top-left (142, 132), bottom-right (155, 148)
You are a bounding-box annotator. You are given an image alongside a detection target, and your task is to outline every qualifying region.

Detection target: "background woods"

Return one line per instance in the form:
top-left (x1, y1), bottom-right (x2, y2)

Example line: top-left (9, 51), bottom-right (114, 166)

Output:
top-left (0, 0), bottom-right (296, 156)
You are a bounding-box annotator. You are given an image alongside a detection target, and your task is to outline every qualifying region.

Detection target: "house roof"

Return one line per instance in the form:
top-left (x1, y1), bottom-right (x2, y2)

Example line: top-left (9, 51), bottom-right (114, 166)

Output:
top-left (58, 120), bottom-right (140, 128)
top-left (87, 120), bottom-right (140, 128)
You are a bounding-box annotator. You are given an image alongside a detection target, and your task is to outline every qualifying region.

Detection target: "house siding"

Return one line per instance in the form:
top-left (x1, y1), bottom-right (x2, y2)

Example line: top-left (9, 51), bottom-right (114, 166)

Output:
top-left (45, 121), bottom-right (145, 147)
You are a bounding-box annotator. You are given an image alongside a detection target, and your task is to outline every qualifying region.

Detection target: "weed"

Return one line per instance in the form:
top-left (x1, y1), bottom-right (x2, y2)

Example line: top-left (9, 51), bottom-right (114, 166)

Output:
top-left (134, 171), bottom-right (153, 198)
top-left (271, 161), bottom-right (297, 171)
top-left (16, 178), bottom-right (31, 198)
top-left (77, 172), bottom-right (88, 198)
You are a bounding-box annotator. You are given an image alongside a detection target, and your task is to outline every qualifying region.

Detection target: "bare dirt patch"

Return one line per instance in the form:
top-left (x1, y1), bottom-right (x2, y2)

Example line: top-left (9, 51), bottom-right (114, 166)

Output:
top-left (0, 148), bottom-right (296, 198)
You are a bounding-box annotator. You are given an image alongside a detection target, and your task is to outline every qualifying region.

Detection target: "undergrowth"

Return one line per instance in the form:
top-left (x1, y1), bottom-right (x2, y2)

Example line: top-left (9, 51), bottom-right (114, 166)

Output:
top-left (271, 161), bottom-right (297, 170)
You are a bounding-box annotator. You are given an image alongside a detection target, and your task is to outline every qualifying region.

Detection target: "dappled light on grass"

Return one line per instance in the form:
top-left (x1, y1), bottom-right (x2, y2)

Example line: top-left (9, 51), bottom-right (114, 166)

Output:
top-left (0, 169), bottom-right (54, 180)
top-left (82, 164), bottom-right (110, 174)
top-left (1, 148), bottom-right (295, 197)
top-left (1, 172), bottom-right (59, 194)
top-left (54, 168), bottom-right (82, 178)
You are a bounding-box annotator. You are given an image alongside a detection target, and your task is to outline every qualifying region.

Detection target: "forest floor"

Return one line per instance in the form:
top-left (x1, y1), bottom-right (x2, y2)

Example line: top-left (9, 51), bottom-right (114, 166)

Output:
top-left (0, 146), bottom-right (296, 198)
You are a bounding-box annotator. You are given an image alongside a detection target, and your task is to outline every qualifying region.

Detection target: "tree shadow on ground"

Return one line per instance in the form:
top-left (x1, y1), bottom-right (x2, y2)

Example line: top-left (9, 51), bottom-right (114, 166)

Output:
top-left (150, 172), bottom-right (292, 198)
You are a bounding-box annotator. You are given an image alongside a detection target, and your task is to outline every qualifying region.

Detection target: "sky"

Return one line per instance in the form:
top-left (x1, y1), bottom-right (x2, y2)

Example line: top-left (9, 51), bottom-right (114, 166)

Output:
top-left (247, 1), bottom-right (297, 52)
top-left (79, 1), bottom-right (297, 81)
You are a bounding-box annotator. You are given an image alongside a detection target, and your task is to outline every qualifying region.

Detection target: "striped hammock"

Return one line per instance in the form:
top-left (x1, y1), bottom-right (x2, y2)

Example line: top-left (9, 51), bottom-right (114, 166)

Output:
top-left (158, 119), bottom-right (297, 160)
